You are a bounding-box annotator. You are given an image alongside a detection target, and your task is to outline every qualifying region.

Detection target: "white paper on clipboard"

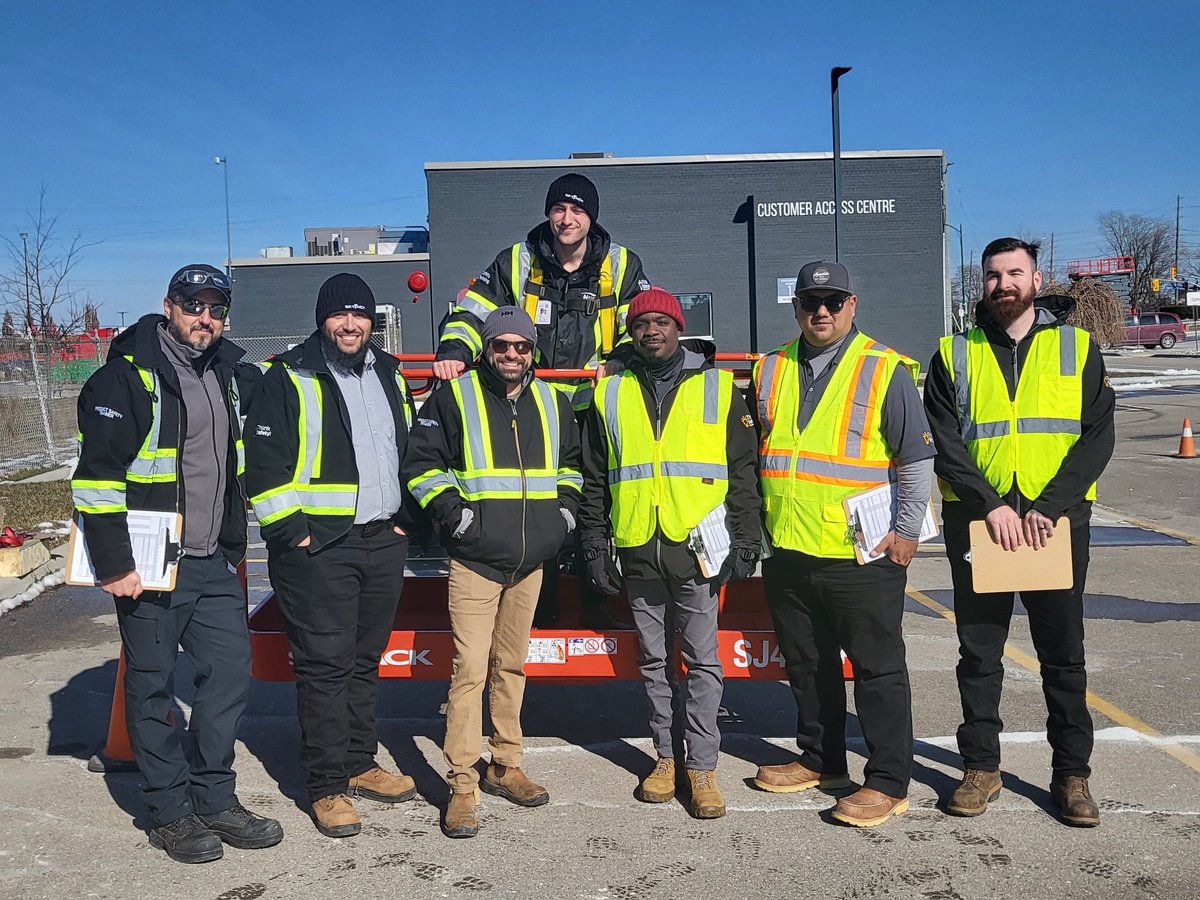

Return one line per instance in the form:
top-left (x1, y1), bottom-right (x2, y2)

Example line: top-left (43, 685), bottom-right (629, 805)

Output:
top-left (67, 510), bottom-right (183, 591)
top-left (688, 504), bottom-right (732, 579)
top-left (842, 483), bottom-right (938, 565)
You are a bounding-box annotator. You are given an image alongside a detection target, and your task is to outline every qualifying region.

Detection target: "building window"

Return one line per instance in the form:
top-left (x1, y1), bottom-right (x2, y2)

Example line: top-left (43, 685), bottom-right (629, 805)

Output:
top-left (677, 292), bottom-right (714, 339)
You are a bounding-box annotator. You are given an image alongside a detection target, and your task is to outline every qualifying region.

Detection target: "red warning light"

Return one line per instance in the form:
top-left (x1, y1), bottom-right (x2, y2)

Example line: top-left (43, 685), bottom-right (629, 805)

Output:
top-left (407, 271), bottom-right (429, 293)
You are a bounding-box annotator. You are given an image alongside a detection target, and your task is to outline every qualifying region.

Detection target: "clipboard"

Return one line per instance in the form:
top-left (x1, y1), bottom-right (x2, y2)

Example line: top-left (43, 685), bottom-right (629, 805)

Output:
top-left (843, 483), bottom-right (939, 565)
top-left (66, 511), bottom-right (183, 592)
top-left (967, 517), bottom-right (1073, 593)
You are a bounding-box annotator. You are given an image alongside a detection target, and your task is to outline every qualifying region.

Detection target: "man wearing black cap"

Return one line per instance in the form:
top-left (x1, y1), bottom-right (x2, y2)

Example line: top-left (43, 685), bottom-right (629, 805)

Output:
top-left (72, 264), bottom-right (281, 863)
top-left (405, 306), bottom-right (582, 839)
top-left (432, 172), bottom-right (650, 628)
top-left (748, 261), bottom-right (936, 827)
top-left (244, 273), bottom-right (420, 839)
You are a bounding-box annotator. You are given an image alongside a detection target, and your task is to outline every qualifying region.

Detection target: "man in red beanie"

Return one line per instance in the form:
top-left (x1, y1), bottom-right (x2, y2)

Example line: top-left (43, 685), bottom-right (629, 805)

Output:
top-left (432, 172), bottom-right (651, 629)
top-left (579, 287), bottom-right (761, 820)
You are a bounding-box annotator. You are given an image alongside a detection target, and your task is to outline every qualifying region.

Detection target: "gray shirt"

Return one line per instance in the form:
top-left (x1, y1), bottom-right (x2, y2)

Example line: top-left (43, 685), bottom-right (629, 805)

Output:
top-left (325, 349), bottom-right (402, 524)
top-left (157, 326), bottom-right (229, 556)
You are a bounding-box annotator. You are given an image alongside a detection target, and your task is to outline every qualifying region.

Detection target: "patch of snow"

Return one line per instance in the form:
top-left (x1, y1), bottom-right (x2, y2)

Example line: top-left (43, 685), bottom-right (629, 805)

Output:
top-left (0, 569), bottom-right (65, 618)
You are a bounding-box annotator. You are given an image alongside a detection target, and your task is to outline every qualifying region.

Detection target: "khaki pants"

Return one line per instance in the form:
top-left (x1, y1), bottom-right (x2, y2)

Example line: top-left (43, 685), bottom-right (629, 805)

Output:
top-left (444, 560), bottom-right (543, 792)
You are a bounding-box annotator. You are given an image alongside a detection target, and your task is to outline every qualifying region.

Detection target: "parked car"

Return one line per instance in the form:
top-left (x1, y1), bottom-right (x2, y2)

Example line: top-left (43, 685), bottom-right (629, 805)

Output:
top-left (1107, 312), bottom-right (1186, 349)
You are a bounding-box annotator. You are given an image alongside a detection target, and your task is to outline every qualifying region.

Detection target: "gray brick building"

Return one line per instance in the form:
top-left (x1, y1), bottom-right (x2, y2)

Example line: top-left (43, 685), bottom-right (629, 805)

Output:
top-left (426, 151), bottom-right (950, 363)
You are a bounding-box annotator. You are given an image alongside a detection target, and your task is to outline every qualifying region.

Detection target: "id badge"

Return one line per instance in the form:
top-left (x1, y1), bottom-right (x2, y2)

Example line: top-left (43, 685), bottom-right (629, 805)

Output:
top-left (535, 300), bottom-right (553, 325)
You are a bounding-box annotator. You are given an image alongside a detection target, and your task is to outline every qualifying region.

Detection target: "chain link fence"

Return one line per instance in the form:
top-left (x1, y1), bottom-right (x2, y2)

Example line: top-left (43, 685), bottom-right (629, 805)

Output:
top-left (0, 335), bottom-right (111, 475)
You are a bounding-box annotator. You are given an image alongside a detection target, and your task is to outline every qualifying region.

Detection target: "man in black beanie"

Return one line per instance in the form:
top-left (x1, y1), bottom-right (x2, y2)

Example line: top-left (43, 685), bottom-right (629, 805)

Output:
top-left (432, 172), bottom-right (651, 629)
top-left (244, 272), bottom-right (421, 839)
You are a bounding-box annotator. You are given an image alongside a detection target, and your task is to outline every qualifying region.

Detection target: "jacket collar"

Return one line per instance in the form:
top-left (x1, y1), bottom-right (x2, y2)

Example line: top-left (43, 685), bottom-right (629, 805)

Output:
top-left (280, 331), bottom-right (401, 378)
top-left (111, 314), bottom-right (245, 386)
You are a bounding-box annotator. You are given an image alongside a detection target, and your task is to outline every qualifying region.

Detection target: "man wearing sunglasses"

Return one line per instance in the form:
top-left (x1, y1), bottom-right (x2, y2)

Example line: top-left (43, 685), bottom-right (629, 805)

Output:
top-left (73, 264), bottom-right (281, 863)
top-left (578, 287), bottom-right (762, 820)
top-left (404, 306), bottom-right (583, 839)
top-left (243, 273), bottom-right (420, 839)
top-left (749, 260), bottom-right (936, 828)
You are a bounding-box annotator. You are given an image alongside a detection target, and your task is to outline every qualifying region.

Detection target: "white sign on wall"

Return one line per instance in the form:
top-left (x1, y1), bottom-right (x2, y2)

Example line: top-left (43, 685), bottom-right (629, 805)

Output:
top-left (777, 277), bottom-right (797, 304)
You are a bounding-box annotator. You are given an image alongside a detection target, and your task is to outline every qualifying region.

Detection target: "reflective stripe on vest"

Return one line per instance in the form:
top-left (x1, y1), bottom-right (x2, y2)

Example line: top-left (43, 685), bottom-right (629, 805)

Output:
top-left (939, 325), bottom-right (1092, 502)
top-left (410, 372), bottom-right (566, 505)
top-left (123, 356), bottom-right (176, 484)
top-left (596, 366), bottom-right (732, 547)
top-left (754, 333), bottom-right (917, 557)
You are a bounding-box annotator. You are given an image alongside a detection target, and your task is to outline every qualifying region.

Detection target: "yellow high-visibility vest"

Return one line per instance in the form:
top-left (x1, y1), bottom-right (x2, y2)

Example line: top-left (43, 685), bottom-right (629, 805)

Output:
top-left (754, 332), bottom-right (918, 558)
top-left (594, 366), bottom-right (733, 547)
top-left (938, 325), bottom-right (1094, 502)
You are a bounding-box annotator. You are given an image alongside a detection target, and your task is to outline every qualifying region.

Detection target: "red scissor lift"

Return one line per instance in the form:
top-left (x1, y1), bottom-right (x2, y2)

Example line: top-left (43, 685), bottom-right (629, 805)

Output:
top-left (247, 353), bottom-right (853, 683)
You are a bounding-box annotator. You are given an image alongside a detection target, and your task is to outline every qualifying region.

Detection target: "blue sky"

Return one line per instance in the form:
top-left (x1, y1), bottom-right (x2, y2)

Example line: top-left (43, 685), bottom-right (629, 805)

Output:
top-left (3, 0), bottom-right (1198, 324)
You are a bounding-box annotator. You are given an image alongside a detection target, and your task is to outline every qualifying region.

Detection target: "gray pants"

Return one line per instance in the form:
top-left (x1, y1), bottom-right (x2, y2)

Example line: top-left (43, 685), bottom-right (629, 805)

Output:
top-left (626, 577), bottom-right (723, 771)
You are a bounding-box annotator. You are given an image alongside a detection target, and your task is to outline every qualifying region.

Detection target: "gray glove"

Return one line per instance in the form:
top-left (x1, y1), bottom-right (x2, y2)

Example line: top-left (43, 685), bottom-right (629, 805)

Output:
top-left (560, 507), bottom-right (576, 533)
top-left (451, 507), bottom-right (475, 539)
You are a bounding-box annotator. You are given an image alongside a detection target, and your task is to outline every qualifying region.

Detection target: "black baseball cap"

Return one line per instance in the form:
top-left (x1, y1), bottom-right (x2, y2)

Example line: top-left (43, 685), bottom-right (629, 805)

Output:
top-left (794, 260), bottom-right (853, 297)
top-left (167, 264), bottom-right (232, 303)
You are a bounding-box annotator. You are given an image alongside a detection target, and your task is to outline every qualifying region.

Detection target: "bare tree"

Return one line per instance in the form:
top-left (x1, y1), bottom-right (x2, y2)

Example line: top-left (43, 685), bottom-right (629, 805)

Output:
top-left (1097, 211), bottom-right (1173, 309)
top-left (1, 310), bottom-right (12, 337)
top-left (0, 187), bottom-right (98, 345)
top-left (82, 302), bottom-right (100, 334)
top-left (951, 262), bottom-right (983, 327)
top-left (1040, 276), bottom-right (1125, 347)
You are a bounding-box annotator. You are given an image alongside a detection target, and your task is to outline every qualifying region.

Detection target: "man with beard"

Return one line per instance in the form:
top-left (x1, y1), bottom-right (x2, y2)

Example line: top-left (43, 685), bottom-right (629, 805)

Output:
top-left (579, 288), bottom-right (761, 820)
top-left (749, 261), bottom-right (935, 828)
top-left (431, 172), bottom-right (650, 629)
top-left (924, 237), bottom-right (1115, 826)
top-left (244, 273), bottom-right (419, 838)
top-left (73, 264), bottom-right (281, 862)
top-left (405, 306), bottom-right (582, 839)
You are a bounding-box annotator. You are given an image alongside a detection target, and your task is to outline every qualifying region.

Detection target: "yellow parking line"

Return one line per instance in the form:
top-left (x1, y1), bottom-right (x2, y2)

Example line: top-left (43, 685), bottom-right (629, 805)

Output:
top-left (906, 587), bottom-right (1200, 776)
top-left (1108, 513), bottom-right (1200, 547)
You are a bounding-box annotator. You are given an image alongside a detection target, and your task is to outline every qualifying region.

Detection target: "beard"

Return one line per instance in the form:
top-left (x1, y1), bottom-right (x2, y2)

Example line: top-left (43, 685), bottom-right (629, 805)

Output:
top-left (982, 283), bottom-right (1036, 327)
top-left (319, 328), bottom-right (370, 371)
top-left (166, 317), bottom-right (215, 352)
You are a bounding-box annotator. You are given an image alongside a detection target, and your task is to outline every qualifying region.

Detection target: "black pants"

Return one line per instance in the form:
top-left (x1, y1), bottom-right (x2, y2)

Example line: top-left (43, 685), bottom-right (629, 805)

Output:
top-left (115, 553), bottom-right (251, 827)
top-left (268, 525), bottom-right (407, 802)
top-left (762, 549), bottom-right (913, 798)
top-left (943, 505), bottom-right (1093, 777)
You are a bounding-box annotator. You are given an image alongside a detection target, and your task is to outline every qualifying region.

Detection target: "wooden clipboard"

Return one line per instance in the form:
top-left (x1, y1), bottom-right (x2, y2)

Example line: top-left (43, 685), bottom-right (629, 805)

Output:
top-left (967, 517), bottom-right (1072, 593)
top-left (66, 511), bottom-right (183, 592)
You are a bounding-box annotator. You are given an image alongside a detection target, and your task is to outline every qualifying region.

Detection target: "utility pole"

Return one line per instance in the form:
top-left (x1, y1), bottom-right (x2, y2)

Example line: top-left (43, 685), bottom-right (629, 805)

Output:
top-left (1048, 233), bottom-right (1055, 284)
top-left (1175, 194), bottom-right (1181, 304)
top-left (214, 157), bottom-right (231, 276)
top-left (19, 231), bottom-right (30, 334)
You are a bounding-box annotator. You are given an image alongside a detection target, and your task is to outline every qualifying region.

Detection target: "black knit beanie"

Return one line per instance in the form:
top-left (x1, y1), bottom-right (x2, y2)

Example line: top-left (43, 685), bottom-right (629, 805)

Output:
top-left (544, 172), bottom-right (599, 222)
top-left (316, 273), bottom-right (376, 326)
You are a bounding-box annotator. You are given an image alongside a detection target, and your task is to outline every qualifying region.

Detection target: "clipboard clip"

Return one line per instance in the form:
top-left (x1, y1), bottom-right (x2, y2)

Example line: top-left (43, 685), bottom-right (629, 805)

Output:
top-left (165, 541), bottom-right (184, 565)
top-left (846, 514), bottom-right (865, 550)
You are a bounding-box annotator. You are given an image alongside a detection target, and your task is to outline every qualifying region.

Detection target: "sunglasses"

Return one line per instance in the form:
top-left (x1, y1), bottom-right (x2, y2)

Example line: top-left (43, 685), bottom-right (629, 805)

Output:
top-left (172, 269), bottom-right (231, 291)
top-left (489, 339), bottom-right (533, 355)
top-left (172, 297), bottom-right (230, 319)
top-left (795, 294), bottom-right (849, 314)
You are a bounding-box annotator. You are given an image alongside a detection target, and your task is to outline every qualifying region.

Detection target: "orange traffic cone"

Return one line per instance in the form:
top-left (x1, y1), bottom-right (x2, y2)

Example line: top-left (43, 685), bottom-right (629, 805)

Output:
top-left (1177, 418), bottom-right (1197, 459)
top-left (87, 649), bottom-right (139, 773)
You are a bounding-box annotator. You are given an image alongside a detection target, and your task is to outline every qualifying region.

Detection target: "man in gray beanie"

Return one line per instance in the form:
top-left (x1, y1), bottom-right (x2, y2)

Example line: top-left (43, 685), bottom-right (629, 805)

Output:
top-left (404, 306), bottom-right (583, 839)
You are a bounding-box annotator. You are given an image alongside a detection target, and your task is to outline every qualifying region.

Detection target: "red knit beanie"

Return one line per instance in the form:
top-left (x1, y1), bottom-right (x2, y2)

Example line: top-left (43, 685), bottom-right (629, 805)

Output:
top-left (627, 287), bottom-right (685, 331)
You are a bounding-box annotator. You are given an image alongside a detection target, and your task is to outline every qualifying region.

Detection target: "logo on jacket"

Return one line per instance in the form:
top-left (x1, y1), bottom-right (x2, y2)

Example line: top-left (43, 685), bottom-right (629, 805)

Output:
top-left (94, 406), bottom-right (123, 420)
top-left (922, 431), bottom-right (933, 446)
top-left (741, 414), bottom-right (754, 429)
top-left (637, 279), bottom-right (651, 292)
top-left (256, 424), bottom-right (272, 437)
top-left (417, 417), bottom-right (439, 428)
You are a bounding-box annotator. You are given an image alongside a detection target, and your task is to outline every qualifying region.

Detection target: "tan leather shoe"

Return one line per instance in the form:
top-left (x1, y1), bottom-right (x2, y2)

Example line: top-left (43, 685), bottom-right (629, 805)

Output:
top-left (311, 793), bottom-right (361, 838)
top-left (685, 769), bottom-right (726, 819)
top-left (481, 764), bottom-right (549, 807)
top-left (753, 760), bottom-right (852, 794)
top-left (947, 769), bottom-right (1002, 817)
top-left (638, 757), bottom-right (676, 803)
top-left (832, 787), bottom-right (908, 827)
top-left (1051, 775), bottom-right (1100, 827)
top-left (349, 766), bottom-right (417, 803)
top-left (442, 789), bottom-right (480, 838)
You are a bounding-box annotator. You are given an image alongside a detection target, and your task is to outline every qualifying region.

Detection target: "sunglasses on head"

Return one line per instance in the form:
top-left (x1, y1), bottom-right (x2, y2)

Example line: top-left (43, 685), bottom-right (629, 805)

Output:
top-left (489, 338), bottom-right (533, 355)
top-left (172, 297), bottom-right (230, 319)
top-left (172, 269), bottom-right (231, 291)
top-left (795, 294), bottom-right (849, 314)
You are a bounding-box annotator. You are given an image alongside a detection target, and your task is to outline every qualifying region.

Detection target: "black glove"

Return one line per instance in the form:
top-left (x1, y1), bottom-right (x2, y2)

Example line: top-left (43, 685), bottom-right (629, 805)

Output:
top-left (717, 547), bottom-right (759, 585)
top-left (584, 548), bottom-right (623, 597)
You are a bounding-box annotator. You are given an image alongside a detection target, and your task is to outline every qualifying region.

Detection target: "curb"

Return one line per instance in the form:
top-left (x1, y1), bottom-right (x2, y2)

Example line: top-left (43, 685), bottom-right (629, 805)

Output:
top-left (0, 541), bottom-right (69, 618)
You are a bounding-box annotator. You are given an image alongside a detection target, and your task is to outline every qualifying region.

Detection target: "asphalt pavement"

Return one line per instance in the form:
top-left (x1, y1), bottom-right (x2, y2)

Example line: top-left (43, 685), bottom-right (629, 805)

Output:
top-left (0, 376), bottom-right (1197, 900)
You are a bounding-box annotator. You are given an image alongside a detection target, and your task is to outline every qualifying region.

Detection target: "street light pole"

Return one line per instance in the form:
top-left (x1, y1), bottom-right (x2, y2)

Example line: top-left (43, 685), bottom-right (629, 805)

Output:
top-left (118, 311), bottom-right (127, 329)
top-left (945, 222), bottom-right (966, 327)
top-left (19, 231), bottom-right (30, 334)
top-left (214, 157), bottom-right (231, 275)
top-left (830, 66), bottom-right (852, 262)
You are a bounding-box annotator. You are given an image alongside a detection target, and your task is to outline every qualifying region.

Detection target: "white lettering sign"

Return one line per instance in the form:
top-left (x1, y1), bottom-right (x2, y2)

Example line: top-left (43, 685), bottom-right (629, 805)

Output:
top-left (756, 199), bottom-right (897, 219)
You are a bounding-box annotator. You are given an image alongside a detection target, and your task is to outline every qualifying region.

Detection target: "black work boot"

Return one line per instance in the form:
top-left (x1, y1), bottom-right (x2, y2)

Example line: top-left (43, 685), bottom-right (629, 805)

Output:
top-left (197, 802), bottom-right (284, 849)
top-left (148, 814), bottom-right (224, 863)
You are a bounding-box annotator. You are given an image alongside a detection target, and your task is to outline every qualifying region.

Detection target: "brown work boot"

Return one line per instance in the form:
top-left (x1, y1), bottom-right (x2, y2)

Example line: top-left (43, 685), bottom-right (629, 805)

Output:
top-left (1051, 775), bottom-right (1100, 827)
top-left (481, 764), bottom-right (550, 807)
top-left (638, 757), bottom-right (676, 803)
top-left (753, 760), bottom-right (852, 794)
top-left (947, 768), bottom-right (1002, 817)
top-left (832, 787), bottom-right (909, 827)
top-left (311, 793), bottom-right (361, 838)
top-left (349, 765), bottom-right (417, 803)
top-left (685, 769), bottom-right (726, 819)
top-left (442, 789), bottom-right (480, 839)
